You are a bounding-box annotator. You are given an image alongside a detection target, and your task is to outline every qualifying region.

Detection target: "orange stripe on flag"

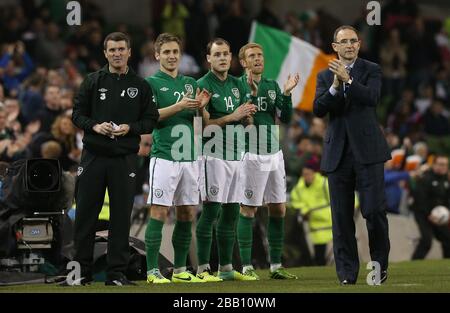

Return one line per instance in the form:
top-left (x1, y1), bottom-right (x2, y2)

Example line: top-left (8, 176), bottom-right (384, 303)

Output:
top-left (298, 53), bottom-right (335, 111)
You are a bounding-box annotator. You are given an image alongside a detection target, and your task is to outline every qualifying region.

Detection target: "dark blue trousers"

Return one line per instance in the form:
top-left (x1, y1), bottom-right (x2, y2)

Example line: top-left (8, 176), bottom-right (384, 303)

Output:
top-left (327, 140), bottom-right (390, 283)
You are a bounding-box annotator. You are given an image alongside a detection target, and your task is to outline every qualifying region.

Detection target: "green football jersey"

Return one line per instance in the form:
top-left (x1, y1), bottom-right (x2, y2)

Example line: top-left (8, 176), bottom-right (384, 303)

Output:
top-left (145, 70), bottom-right (198, 161)
top-left (239, 74), bottom-right (292, 155)
top-left (198, 71), bottom-right (248, 161)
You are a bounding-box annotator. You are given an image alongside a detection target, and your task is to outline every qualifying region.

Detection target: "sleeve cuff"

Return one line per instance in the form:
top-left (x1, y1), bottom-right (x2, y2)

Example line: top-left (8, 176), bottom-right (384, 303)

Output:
top-left (329, 86), bottom-right (338, 96)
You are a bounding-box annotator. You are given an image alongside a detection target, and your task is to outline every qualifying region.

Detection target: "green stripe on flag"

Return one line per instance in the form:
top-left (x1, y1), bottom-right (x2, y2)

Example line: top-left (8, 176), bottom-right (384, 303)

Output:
top-left (250, 21), bottom-right (291, 79)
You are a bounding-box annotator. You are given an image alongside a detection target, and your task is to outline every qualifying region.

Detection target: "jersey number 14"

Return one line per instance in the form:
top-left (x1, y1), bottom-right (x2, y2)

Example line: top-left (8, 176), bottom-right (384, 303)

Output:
top-left (224, 96), bottom-right (234, 111)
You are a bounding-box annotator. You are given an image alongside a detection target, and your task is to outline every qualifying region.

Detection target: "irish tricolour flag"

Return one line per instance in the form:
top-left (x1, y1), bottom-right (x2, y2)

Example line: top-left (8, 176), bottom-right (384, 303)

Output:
top-left (249, 21), bottom-right (334, 111)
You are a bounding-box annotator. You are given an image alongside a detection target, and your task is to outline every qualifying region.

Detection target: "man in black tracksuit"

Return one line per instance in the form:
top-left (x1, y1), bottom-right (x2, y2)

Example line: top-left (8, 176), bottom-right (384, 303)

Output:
top-left (411, 155), bottom-right (450, 260)
top-left (71, 32), bottom-right (159, 285)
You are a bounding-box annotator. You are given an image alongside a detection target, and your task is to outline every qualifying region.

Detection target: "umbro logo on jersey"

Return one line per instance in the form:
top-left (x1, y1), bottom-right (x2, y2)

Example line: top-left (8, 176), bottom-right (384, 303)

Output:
top-left (160, 87), bottom-right (169, 92)
top-left (129, 173), bottom-right (136, 178)
top-left (98, 88), bottom-right (108, 92)
top-left (77, 167), bottom-right (83, 176)
top-left (212, 93), bottom-right (220, 98)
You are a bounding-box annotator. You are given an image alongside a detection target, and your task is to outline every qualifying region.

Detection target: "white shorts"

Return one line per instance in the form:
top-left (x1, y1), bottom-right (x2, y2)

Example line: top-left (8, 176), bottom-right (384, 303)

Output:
top-left (147, 157), bottom-right (200, 206)
top-left (200, 156), bottom-right (241, 203)
top-left (239, 150), bottom-right (286, 206)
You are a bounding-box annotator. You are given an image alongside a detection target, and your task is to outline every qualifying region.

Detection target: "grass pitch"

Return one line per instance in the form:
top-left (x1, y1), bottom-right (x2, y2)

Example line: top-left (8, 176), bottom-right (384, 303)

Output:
top-left (1, 259), bottom-right (450, 293)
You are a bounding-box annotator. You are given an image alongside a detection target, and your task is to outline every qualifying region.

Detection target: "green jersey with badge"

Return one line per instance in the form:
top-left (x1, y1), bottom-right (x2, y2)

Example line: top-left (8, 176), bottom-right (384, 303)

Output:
top-left (198, 71), bottom-right (248, 161)
top-left (145, 70), bottom-right (198, 161)
top-left (239, 74), bottom-right (292, 155)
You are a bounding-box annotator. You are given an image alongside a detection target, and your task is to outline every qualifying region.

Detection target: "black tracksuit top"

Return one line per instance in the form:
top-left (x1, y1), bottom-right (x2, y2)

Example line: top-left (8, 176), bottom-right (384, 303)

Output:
top-left (72, 65), bottom-right (159, 156)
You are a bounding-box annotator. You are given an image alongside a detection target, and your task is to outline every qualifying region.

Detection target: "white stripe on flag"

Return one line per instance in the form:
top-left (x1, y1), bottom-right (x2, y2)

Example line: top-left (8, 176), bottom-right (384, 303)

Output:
top-left (277, 37), bottom-right (320, 106)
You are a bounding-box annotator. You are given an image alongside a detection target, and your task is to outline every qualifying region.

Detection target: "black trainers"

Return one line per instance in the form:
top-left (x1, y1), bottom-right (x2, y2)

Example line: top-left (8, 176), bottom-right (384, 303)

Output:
top-left (105, 276), bottom-right (137, 286)
top-left (380, 270), bottom-right (388, 284)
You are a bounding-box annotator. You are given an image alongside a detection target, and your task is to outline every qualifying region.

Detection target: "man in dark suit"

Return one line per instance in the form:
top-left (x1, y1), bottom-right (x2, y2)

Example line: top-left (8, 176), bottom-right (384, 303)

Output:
top-left (313, 25), bottom-right (391, 285)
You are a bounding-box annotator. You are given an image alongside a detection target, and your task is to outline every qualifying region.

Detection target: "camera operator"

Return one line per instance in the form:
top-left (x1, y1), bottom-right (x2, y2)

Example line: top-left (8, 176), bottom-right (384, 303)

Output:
top-left (411, 155), bottom-right (450, 259)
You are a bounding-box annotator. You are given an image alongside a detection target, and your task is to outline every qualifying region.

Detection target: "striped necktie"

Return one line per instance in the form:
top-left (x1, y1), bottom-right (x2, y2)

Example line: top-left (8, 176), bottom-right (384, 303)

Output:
top-left (343, 66), bottom-right (351, 97)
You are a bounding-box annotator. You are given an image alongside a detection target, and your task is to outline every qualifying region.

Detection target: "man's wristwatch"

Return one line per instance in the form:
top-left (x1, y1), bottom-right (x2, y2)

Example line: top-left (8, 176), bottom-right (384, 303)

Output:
top-left (346, 77), bottom-right (353, 85)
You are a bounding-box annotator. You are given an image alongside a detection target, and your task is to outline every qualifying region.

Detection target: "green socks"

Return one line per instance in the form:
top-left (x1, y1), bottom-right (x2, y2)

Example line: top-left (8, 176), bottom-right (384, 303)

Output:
top-left (145, 218), bottom-right (164, 271)
top-left (238, 214), bottom-right (285, 266)
top-left (237, 213), bottom-right (254, 266)
top-left (217, 203), bottom-right (240, 266)
top-left (196, 202), bottom-right (221, 266)
top-left (172, 220), bottom-right (193, 269)
top-left (268, 216), bottom-right (284, 264)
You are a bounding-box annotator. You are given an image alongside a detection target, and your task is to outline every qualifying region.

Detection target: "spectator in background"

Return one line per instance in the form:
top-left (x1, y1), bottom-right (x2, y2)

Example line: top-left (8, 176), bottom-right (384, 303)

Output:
top-left (28, 115), bottom-right (80, 171)
top-left (256, 0), bottom-right (282, 30)
top-left (216, 0), bottom-right (250, 56)
top-left (384, 158), bottom-right (416, 214)
top-left (0, 41), bottom-right (34, 97)
top-left (1, 15), bottom-right (24, 43)
top-left (0, 102), bottom-right (37, 162)
top-left (286, 135), bottom-right (312, 186)
top-left (411, 155), bottom-right (450, 259)
top-left (138, 41), bottom-right (160, 79)
top-left (161, 0), bottom-right (189, 39)
top-left (36, 84), bottom-right (62, 132)
top-left (381, 0), bottom-right (418, 32)
top-left (60, 89), bottom-right (74, 112)
top-left (50, 115), bottom-right (80, 171)
top-left (433, 66), bottom-right (450, 104)
top-left (0, 160), bottom-right (10, 200)
top-left (379, 28), bottom-right (407, 104)
top-left (406, 17), bottom-right (440, 92)
top-left (19, 73), bottom-right (45, 124)
top-left (413, 141), bottom-right (430, 167)
top-left (298, 10), bottom-right (322, 49)
top-left (85, 29), bottom-right (104, 72)
top-left (414, 84), bottom-right (434, 114)
top-left (34, 22), bottom-right (65, 69)
top-left (309, 117), bottom-right (326, 138)
top-left (284, 12), bottom-right (302, 38)
top-left (435, 24), bottom-right (450, 64)
top-left (385, 130), bottom-right (401, 150)
top-left (184, 0), bottom-right (210, 66)
top-left (47, 69), bottom-right (66, 88)
top-left (178, 40), bottom-right (200, 77)
top-left (0, 85), bottom-right (4, 103)
top-left (0, 104), bottom-right (14, 142)
top-left (290, 156), bottom-right (333, 266)
top-left (386, 98), bottom-right (421, 140)
top-left (4, 98), bottom-right (26, 130)
top-left (423, 98), bottom-right (450, 137)
top-left (40, 140), bottom-right (62, 159)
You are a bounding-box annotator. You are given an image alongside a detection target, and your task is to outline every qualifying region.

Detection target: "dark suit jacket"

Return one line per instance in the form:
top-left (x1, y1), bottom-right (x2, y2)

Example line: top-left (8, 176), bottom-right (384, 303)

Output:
top-left (313, 57), bottom-right (391, 173)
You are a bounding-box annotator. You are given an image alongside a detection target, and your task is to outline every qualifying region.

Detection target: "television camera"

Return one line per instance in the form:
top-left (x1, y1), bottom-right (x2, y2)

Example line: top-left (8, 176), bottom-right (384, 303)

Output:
top-left (0, 159), bottom-right (74, 273)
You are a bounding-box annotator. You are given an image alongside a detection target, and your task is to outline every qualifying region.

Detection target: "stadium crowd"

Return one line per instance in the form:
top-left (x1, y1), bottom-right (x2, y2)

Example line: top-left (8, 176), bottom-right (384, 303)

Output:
top-left (0, 0), bottom-right (449, 267)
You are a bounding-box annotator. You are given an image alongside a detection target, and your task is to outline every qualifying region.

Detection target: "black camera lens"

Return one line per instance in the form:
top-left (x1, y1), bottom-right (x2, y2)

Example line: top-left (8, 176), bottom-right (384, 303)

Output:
top-left (27, 160), bottom-right (59, 191)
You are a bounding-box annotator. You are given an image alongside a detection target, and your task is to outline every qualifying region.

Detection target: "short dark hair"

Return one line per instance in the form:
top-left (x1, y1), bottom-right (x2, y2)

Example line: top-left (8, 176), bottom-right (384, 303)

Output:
top-left (206, 38), bottom-right (231, 55)
top-left (103, 32), bottom-right (131, 50)
top-left (333, 25), bottom-right (359, 42)
top-left (154, 33), bottom-right (181, 53)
